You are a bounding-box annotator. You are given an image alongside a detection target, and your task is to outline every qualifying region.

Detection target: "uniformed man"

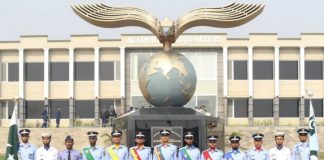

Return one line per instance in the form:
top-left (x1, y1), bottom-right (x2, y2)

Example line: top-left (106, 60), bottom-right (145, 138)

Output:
top-left (269, 132), bottom-right (290, 160)
top-left (153, 129), bottom-right (177, 160)
top-left (82, 131), bottom-right (106, 160)
top-left (291, 128), bottom-right (310, 160)
top-left (129, 131), bottom-right (152, 160)
top-left (106, 130), bottom-right (128, 160)
top-left (246, 133), bottom-right (269, 160)
top-left (18, 129), bottom-right (37, 160)
top-left (223, 135), bottom-right (246, 160)
top-left (178, 132), bottom-right (200, 160)
top-left (58, 136), bottom-right (82, 160)
top-left (35, 133), bottom-right (58, 160)
top-left (201, 135), bottom-right (223, 160)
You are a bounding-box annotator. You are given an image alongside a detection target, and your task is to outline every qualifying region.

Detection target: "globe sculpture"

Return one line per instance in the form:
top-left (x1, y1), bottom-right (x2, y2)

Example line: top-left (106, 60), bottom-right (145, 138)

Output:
top-left (139, 51), bottom-right (197, 106)
top-left (72, 2), bottom-right (264, 107)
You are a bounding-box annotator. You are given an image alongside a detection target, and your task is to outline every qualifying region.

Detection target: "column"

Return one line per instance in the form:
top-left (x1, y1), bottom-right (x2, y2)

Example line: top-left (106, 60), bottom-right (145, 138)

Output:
top-left (248, 46), bottom-right (253, 126)
top-left (248, 46), bottom-right (253, 97)
top-left (18, 49), bottom-right (25, 127)
top-left (273, 97), bottom-right (279, 126)
top-left (94, 97), bottom-right (100, 127)
top-left (44, 48), bottom-right (49, 98)
top-left (44, 98), bottom-right (49, 127)
top-left (94, 47), bottom-right (100, 98)
top-left (94, 47), bottom-right (100, 127)
top-left (222, 47), bottom-right (228, 126)
top-left (300, 47), bottom-right (305, 97)
top-left (299, 97), bottom-right (305, 126)
top-left (68, 48), bottom-right (74, 127)
top-left (299, 47), bottom-right (305, 125)
top-left (120, 47), bottom-right (126, 113)
top-left (248, 97), bottom-right (253, 126)
top-left (223, 98), bottom-right (228, 127)
top-left (274, 46), bottom-right (280, 97)
top-left (69, 97), bottom-right (74, 127)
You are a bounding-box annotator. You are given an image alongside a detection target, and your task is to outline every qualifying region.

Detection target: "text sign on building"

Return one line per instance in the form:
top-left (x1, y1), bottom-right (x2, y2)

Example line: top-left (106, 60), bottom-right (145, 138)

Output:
top-left (151, 126), bottom-right (183, 148)
top-left (126, 35), bottom-right (222, 44)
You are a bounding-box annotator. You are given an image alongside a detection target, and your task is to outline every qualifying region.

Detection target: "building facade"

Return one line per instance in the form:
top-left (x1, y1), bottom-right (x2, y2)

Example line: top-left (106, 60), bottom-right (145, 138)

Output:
top-left (0, 33), bottom-right (324, 127)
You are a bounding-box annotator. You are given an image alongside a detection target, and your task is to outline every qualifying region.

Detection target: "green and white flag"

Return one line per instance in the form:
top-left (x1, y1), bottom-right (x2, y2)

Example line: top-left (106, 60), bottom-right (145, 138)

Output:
top-left (309, 100), bottom-right (319, 160)
top-left (5, 102), bottom-right (19, 160)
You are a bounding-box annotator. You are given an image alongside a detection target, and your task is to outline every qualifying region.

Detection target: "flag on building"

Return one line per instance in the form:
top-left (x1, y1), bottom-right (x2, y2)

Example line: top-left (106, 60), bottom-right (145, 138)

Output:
top-left (5, 102), bottom-right (19, 160)
top-left (309, 99), bottom-right (319, 160)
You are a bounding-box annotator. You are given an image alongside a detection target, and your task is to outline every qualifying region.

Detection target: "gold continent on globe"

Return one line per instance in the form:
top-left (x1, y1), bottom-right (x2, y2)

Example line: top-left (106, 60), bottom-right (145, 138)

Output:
top-left (139, 51), bottom-right (197, 107)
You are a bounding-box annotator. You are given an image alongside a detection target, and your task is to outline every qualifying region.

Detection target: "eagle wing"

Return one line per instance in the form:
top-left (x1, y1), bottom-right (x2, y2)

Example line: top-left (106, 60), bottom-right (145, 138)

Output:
top-left (175, 3), bottom-right (265, 39)
top-left (72, 3), bottom-right (160, 37)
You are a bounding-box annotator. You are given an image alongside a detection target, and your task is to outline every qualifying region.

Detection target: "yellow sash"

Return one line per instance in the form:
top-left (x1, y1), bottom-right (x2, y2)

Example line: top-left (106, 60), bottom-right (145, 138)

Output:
top-left (106, 146), bottom-right (120, 160)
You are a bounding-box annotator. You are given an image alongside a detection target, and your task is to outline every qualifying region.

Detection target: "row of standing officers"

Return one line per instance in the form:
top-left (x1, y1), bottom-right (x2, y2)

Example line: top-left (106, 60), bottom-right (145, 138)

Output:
top-left (18, 127), bottom-right (311, 160)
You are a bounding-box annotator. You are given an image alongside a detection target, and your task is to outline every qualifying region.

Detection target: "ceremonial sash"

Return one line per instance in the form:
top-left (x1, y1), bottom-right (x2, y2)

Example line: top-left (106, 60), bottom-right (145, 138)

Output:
top-left (83, 147), bottom-right (95, 160)
top-left (155, 146), bottom-right (165, 160)
top-left (224, 152), bottom-right (233, 160)
top-left (202, 150), bottom-right (212, 160)
top-left (179, 147), bottom-right (192, 160)
top-left (107, 146), bottom-right (120, 160)
top-left (130, 148), bottom-right (142, 160)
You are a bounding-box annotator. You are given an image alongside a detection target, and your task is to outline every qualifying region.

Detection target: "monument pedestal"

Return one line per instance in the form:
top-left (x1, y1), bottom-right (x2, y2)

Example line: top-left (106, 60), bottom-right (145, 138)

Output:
top-left (114, 107), bottom-right (224, 150)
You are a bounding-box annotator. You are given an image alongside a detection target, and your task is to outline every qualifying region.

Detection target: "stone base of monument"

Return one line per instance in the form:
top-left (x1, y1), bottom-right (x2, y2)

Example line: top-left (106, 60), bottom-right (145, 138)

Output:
top-left (114, 107), bottom-right (224, 150)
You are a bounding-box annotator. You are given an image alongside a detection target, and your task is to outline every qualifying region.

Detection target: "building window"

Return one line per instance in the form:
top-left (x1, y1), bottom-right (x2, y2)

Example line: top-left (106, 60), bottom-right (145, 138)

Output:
top-left (279, 99), bottom-right (299, 117)
top-left (197, 96), bottom-right (216, 116)
top-left (186, 52), bottom-right (217, 80)
top-left (0, 63), bottom-right (7, 81)
top-left (228, 61), bottom-right (247, 80)
top-left (0, 101), bottom-right (14, 119)
top-left (305, 99), bottom-right (323, 117)
top-left (100, 62), bottom-right (114, 80)
top-left (74, 62), bottom-right (94, 81)
top-left (25, 63), bottom-right (44, 81)
top-left (253, 99), bottom-right (273, 117)
top-left (253, 61), bottom-right (273, 80)
top-left (25, 101), bottom-right (44, 119)
top-left (184, 96), bottom-right (196, 108)
top-left (305, 61), bottom-right (323, 80)
top-left (75, 100), bottom-right (94, 118)
top-left (279, 61), bottom-right (298, 80)
top-left (115, 61), bottom-right (120, 80)
top-left (131, 96), bottom-right (151, 108)
top-left (131, 53), bottom-right (151, 80)
top-left (8, 63), bottom-right (19, 81)
top-left (227, 98), bottom-right (248, 117)
top-left (49, 100), bottom-right (69, 119)
top-left (99, 99), bottom-right (115, 117)
top-left (50, 62), bottom-right (69, 81)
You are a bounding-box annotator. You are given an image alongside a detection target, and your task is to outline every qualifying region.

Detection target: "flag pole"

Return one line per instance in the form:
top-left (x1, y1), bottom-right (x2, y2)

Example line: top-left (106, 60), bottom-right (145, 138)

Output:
top-left (306, 89), bottom-right (319, 160)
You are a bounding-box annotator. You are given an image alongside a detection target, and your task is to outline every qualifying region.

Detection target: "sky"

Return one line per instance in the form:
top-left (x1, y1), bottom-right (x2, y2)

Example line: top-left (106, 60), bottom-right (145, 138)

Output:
top-left (0, 0), bottom-right (324, 41)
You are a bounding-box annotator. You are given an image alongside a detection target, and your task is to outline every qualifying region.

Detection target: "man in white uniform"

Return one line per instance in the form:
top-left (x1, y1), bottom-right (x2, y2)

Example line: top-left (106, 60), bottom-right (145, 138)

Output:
top-left (35, 133), bottom-right (58, 160)
top-left (269, 132), bottom-right (290, 160)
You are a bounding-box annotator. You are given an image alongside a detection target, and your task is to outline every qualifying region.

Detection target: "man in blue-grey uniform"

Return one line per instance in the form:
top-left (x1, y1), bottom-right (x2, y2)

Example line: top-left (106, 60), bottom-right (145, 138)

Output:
top-left (106, 130), bottom-right (128, 160)
top-left (178, 131), bottom-right (200, 160)
top-left (18, 129), bottom-right (37, 160)
top-left (58, 136), bottom-right (82, 160)
top-left (246, 133), bottom-right (269, 160)
top-left (223, 135), bottom-right (247, 160)
top-left (153, 129), bottom-right (177, 160)
top-left (178, 132), bottom-right (200, 160)
top-left (82, 131), bottom-right (106, 160)
top-left (291, 128), bottom-right (310, 160)
top-left (129, 131), bottom-right (152, 160)
top-left (201, 135), bottom-right (223, 160)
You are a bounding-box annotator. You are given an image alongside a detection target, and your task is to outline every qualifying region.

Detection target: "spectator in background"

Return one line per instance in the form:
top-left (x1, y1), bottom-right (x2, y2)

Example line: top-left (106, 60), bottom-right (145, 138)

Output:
top-left (55, 108), bottom-right (61, 128)
top-left (101, 107), bottom-right (109, 127)
top-left (108, 106), bottom-right (116, 127)
top-left (41, 107), bottom-right (48, 128)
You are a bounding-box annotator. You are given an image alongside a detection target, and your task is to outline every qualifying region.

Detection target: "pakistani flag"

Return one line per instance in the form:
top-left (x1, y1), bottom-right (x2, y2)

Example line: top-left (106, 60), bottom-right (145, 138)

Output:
top-left (309, 100), bottom-right (319, 160)
top-left (5, 102), bottom-right (19, 160)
